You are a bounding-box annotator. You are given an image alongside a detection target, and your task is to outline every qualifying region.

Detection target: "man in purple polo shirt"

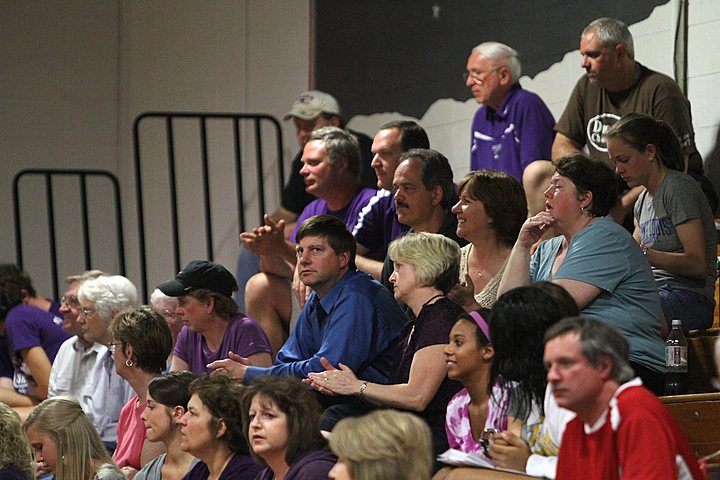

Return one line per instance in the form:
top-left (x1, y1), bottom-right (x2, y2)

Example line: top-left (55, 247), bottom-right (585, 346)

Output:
top-left (243, 126), bottom-right (377, 355)
top-left (465, 41), bottom-right (555, 216)
top-left (353, 120), bottom-right (430, 279)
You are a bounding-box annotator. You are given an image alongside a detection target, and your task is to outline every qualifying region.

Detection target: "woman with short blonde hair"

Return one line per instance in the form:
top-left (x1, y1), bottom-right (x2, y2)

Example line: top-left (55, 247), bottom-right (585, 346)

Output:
top-left (329, 409), bottom-right (432, 480)
top-left (308, 232), bottom-right (464, 468)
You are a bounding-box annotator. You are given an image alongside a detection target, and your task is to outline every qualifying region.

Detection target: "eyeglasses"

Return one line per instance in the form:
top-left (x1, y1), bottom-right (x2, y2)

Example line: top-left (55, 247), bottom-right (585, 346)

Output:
top-left (107, 342), bottom-right (124, 353)
top-left (61, 295), bottom-right (80, 308)
top-left (462, 66), bottom-right (501, 84)
top-left (80, 307), bottom-right (96, 318)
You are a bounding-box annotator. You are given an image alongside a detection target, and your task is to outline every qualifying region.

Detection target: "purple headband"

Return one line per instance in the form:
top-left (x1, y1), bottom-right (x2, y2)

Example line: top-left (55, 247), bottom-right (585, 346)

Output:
top-left (469, 311), bottom-right (491, 344)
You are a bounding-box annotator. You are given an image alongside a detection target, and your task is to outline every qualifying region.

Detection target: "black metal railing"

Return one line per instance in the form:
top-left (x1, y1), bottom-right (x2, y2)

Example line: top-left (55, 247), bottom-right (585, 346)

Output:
top-left (133, 112), bottom-right (284, 302)
top-left (13, 169), bottom-right (126, 300)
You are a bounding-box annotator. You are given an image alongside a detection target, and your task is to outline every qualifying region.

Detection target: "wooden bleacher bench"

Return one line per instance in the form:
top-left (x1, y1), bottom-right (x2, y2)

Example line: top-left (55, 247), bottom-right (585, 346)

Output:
top-left (687, 328), bottom-right (719, 394)
top-left (662, 329), bottom-right (720, 475)
top-left (661, 392), bottom-right (720, 476)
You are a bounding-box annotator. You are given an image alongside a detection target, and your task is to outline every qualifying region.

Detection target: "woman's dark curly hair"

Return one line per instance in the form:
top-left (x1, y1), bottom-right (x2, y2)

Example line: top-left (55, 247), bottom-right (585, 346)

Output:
top-left (188, 375), bottom-right (249, 454)
top-left (241, 376), bottom-right (327, 466)
top-left (488, 283), bottom-right (578, 419)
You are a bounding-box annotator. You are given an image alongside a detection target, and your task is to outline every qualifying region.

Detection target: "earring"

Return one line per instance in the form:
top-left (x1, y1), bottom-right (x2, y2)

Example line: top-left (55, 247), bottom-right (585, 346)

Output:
top-left (125, 359), bottom-right (134, 367)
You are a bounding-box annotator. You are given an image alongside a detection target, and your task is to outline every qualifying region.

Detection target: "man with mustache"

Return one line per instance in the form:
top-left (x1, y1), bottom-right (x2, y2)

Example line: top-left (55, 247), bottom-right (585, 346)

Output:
top-left (353, 120), bottom-right (430, 280)
top-left (544, 316), bottom-right (702, 480)
top-left (379, 148), bottom-right (466, 292)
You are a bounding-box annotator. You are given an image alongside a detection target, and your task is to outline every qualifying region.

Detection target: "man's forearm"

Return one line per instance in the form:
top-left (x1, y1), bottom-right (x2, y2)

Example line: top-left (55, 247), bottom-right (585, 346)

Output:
top-left (259, 254), bottom-right (294, 278)
top-left (551, 133), bottom-right (583, 161)
top-left (258, 239), bottom-right (298, 278)
top-left (355, 255), bottom-right (383, 280)
top-left (498, 241), bottom-right (532, 296)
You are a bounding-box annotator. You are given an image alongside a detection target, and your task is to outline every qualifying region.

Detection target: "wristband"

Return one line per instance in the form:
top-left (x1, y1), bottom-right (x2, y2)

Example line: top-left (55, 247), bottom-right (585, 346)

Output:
top-left (359, 381), bottom-right (368, 396)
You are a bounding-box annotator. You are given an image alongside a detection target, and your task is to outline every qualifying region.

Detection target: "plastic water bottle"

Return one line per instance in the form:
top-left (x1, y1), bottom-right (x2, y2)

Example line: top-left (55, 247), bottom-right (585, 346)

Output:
top-left (664, 319), bottom-right (688, 395)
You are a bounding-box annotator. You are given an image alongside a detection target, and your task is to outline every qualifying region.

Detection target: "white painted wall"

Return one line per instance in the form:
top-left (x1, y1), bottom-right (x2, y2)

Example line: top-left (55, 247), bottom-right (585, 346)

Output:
top-left (2, 1), bottom-right (718, 299)
top-left (0, 1), bottom-right (121, 294)
top-left (1, 0), bottom-right (310, 298)
top-left (115, 0), bottom-right (310, 296)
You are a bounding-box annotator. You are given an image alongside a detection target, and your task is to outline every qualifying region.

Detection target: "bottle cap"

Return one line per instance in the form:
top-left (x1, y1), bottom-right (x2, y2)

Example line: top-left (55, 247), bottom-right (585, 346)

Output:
top-left (671, 319), bottom-right (682, 327)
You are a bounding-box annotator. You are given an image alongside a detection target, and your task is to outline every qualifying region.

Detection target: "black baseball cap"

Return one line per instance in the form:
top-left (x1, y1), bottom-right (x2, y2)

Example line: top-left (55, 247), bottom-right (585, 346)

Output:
top-left (157, 260), bottom-right (237, 298)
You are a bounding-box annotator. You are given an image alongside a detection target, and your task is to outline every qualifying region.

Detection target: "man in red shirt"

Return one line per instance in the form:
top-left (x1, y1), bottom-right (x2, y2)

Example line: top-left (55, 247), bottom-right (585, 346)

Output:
top-left (544, 316), bottom-right (702, 480)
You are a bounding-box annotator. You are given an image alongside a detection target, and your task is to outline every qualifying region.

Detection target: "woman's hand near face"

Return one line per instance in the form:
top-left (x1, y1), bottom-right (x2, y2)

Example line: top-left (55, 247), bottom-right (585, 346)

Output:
top-left (517, 212), bottom-right (554, 249)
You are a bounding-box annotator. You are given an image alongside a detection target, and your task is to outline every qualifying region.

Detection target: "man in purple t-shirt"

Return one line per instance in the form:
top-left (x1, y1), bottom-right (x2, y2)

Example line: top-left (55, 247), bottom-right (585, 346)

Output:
top-left (243, 127), bottom-right (377, 355)
top-left (0, 264), bottom-right (70, 407)
top-left (352, 120), bottom-right (430, 280)
top-left (465, 41), bottom-right (555, 216)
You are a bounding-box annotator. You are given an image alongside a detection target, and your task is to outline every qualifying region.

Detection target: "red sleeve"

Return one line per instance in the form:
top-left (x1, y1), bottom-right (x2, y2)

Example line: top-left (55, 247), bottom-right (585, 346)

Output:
top-left (616, 407), bottom-right (679, 479)
top-left (616, 391), bottom-right (703, 480)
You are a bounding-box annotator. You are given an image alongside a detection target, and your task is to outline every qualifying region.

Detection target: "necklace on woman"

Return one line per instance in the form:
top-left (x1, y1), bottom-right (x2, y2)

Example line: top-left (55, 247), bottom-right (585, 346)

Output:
top-left (422, 293), bottom-right (444, 307)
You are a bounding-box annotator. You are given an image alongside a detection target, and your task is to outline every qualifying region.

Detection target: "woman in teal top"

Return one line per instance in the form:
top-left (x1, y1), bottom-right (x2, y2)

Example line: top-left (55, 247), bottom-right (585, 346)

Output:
top-left (499, 154), bottom-right (665, 394)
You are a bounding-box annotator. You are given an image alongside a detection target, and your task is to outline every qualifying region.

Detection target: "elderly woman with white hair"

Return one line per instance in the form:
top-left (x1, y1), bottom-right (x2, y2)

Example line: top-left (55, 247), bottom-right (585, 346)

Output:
top-left (149, 288), bottom-right (182, 368)
top-left (77, 274), bottom-right (138, 453)
top-left (307, 232), bottom-right (465, 465)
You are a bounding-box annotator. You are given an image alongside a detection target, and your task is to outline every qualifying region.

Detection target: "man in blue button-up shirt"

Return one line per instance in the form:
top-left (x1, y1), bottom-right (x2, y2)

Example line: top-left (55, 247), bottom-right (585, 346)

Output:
top-left (209, 215), bottom-right (407, 387)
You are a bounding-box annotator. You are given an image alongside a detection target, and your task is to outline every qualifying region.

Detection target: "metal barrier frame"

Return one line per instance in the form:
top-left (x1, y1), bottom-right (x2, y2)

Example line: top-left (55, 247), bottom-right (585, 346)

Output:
top-left (133, 112), bottom-right (284, 302)
top-left (12, 168), bottom-right (126, 300)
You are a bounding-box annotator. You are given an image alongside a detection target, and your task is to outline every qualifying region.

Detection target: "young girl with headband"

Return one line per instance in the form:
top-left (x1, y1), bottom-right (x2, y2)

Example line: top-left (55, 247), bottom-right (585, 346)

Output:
top-left (441, 308), bottom-right (509, 460)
